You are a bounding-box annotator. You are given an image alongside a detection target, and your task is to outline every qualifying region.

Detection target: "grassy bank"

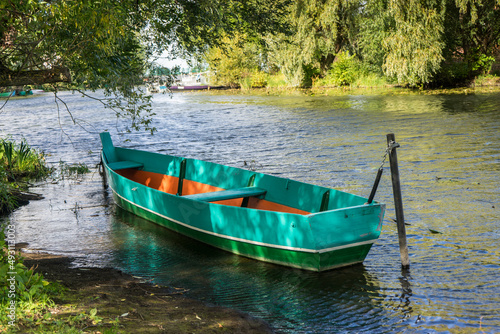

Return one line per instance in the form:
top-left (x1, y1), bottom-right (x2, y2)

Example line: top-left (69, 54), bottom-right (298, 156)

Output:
top-left (202, 80), bottom-right (500, 99)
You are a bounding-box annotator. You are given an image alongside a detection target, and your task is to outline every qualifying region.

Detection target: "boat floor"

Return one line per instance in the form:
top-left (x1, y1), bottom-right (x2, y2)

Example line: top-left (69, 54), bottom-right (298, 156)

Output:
top-left (116, 169), bottom-right (310, 215)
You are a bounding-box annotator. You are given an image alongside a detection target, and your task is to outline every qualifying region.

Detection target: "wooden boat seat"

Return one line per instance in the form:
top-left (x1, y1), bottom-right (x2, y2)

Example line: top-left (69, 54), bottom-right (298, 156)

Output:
top-left (100, 132), bottom-right (143, 170)
top-left (107, 160), bottom-right (144, 170)
top-left (183, 187), bottom-right (267, 202)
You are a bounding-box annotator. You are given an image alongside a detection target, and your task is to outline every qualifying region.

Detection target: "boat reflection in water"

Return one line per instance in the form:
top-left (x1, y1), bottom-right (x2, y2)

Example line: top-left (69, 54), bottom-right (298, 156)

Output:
top-left (109, 206), bottom-right (403, 333)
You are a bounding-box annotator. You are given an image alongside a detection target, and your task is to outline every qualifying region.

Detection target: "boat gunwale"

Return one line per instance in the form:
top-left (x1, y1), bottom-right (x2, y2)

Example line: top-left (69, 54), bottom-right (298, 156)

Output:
top-left (111, 145), bottom-right (384, 213)
top-left (104, 152), bottom-right (384, 218)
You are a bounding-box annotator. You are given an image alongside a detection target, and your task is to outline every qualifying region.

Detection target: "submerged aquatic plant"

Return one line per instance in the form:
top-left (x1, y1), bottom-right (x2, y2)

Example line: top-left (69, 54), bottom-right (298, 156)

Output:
top-left (56, 161), bottom-right (91, 181)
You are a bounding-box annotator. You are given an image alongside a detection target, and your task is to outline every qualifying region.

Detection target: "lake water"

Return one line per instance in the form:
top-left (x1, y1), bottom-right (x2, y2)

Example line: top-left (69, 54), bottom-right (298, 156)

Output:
top-left (1, 89), bottom-right (499, 333)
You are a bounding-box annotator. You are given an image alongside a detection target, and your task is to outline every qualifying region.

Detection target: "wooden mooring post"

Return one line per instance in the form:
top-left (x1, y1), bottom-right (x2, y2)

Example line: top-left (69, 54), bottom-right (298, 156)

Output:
top-left (386, 133), bottom-right (410, 268)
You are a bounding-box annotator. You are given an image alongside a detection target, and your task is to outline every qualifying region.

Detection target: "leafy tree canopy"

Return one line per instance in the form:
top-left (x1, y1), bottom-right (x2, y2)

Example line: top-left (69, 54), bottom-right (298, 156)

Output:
top-left (0, 0), bottom-right (288, 131)
top-left (266, 0), bottom-right (500, 87)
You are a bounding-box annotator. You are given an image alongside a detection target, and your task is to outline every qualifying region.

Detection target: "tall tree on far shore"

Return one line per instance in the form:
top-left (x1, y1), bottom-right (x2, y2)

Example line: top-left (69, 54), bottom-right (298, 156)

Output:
top-left (382, 0), bottom-right (446, 86)
top-left (360, 0), bottom-right (500, 86)
top-left (440, 0), bottom-right (500, 81)
top-left (266, 0), bottom-right (360, 86)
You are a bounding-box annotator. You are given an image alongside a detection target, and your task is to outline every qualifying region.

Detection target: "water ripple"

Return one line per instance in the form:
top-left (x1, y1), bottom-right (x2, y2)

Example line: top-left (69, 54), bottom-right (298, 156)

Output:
top-left (1, 90), bottom-right (500, 333)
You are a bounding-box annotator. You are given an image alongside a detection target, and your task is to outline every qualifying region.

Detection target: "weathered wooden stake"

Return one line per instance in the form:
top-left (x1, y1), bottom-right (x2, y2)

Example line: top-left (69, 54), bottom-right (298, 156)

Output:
top-left (386, 133), bottom-right (410, 268)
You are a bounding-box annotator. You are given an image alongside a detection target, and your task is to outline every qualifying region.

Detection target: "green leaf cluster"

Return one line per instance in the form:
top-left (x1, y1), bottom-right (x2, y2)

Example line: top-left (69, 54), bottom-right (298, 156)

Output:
top-left (0, 138), bottom-right (50, 213)
top-left (1, 0), bottom-right (293, 130)
top-left (205, 34), bottom-right (266, 87)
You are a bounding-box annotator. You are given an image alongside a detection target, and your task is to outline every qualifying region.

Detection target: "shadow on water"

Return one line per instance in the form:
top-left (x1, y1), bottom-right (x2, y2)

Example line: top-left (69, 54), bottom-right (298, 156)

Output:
top-left (110, 206), bottom-right (414, 333)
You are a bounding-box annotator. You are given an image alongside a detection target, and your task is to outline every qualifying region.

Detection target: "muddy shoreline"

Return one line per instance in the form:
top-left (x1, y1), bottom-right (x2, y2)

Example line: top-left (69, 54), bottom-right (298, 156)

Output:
top-left (22, 251), bottom-right (275, 333)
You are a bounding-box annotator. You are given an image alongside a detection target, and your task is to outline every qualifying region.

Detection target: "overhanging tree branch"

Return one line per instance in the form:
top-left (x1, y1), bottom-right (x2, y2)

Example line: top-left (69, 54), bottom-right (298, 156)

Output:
top-left (0, 67), bottom-right (71, 87)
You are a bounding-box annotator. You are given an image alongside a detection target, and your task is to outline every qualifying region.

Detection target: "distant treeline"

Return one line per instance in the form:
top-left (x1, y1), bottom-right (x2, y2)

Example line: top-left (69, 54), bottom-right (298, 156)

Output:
top-left (202, 0), bottom-right (500, 89)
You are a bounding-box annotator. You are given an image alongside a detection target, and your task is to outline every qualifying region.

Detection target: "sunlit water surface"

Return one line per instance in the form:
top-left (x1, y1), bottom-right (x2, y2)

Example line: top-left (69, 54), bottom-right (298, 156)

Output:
top-left (1, 90), bottom-right (499, 333)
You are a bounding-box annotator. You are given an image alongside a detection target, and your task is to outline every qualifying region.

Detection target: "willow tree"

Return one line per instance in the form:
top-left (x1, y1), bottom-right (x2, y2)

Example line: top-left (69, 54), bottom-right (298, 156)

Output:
top-left (382, 0), bottom-right (446, 86)
top-left (266, 0), bottom-right (360, 86)
top-left (360, 0), bottom-right (500, 86)
top-left (440, 0), bottom-right (500, 82)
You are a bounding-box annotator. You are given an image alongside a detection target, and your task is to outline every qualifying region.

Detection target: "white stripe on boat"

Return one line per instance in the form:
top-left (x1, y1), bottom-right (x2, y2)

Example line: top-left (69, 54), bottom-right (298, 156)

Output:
top-left (110, 186), bottom-right (377, 254)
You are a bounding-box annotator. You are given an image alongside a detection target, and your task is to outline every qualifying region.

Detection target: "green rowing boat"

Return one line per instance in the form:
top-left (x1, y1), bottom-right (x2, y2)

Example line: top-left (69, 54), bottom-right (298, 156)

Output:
top-left (100, 132), bottom-right (385, 271)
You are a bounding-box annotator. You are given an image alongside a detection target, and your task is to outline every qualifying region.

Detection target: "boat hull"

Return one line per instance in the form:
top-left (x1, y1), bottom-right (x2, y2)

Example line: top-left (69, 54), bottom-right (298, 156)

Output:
top-left (103, 150), bottom-right (385, 271)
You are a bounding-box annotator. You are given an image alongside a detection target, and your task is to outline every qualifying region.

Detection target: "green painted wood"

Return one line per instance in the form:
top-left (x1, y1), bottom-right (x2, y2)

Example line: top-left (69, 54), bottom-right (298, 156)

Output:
top-left (107, 161), bottom-right (144, 170)
top-left (177, 159), bottom-right (187, 195)
top-left (100, 132), bottom-right (143, 170)
top-left (320, 190), bottom-right (330, 212)
top-left (100, 132), bottom-right (386, 271)
top-left (183, 187), bottom-right (267, 202)
top-left (100, 132), bottom-right (119, 163)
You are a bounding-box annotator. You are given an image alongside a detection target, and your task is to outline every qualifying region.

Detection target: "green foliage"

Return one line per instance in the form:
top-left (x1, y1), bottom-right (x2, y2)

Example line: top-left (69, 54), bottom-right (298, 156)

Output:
top-left (0, 226), bottom-right (105, 332)
top-left (0, 138), bottom-right (51, 214)
top-left (0, 139), bottom-right (50, 181)
top-left (358, 0), bottom-right (393, 71)
top-left (66, 163), bottom-right (91, 176)
top-left (265, 34), bottom-right (307, 87)
top-left (445, 0), bottom-right (500, 60)
top-left (266, 32), bottom-right (323, 87)
top-left (327, 52), bottom-right (361, 86)
top-left (265, 0), bottom-right (360, 87)
top-left (56, 161), bottom-right (91, 182)
top-left (313, 52), bottom-right (391, 88)
top-left (474, 74), bottom-right (500, 86)
top-left (1, 0), bottom-right (289, 132)
top-left (266, 73), bottom-right (288, 88)
top-left (263, 0), bottom-right (500, 88)
top-left (470, 52), bottom-right (496, 74)
top-left (351, 72), bottom-right (392, 88)
top-left (382, 0), bottom-right (445, 86)
top-left (0, 0), bottom-right (155, 132)
top-left (0, 180), bottom-right (16, 214)
top-left (250, 71), bottom-right (269, 88)
top-left (0, 226), bottom-right (53, 330)
top-left (205, 34), bottom-right (265, 88)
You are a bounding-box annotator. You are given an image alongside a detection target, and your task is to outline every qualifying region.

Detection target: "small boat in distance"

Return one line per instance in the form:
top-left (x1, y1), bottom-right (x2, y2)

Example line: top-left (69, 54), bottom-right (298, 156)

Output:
top-left (0, 89), bottom-right (33, 97)
top-left (0, 91), bottom-right (15, 97)
top-left (170, 72), bottom-right (225, 91)
top-left (100, 132), bottom-right (385, 271)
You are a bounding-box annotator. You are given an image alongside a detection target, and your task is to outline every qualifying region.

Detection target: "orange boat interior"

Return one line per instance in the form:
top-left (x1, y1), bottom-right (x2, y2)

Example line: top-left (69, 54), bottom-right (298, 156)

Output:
top-left (116, 169), bottom-right (310, 215)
